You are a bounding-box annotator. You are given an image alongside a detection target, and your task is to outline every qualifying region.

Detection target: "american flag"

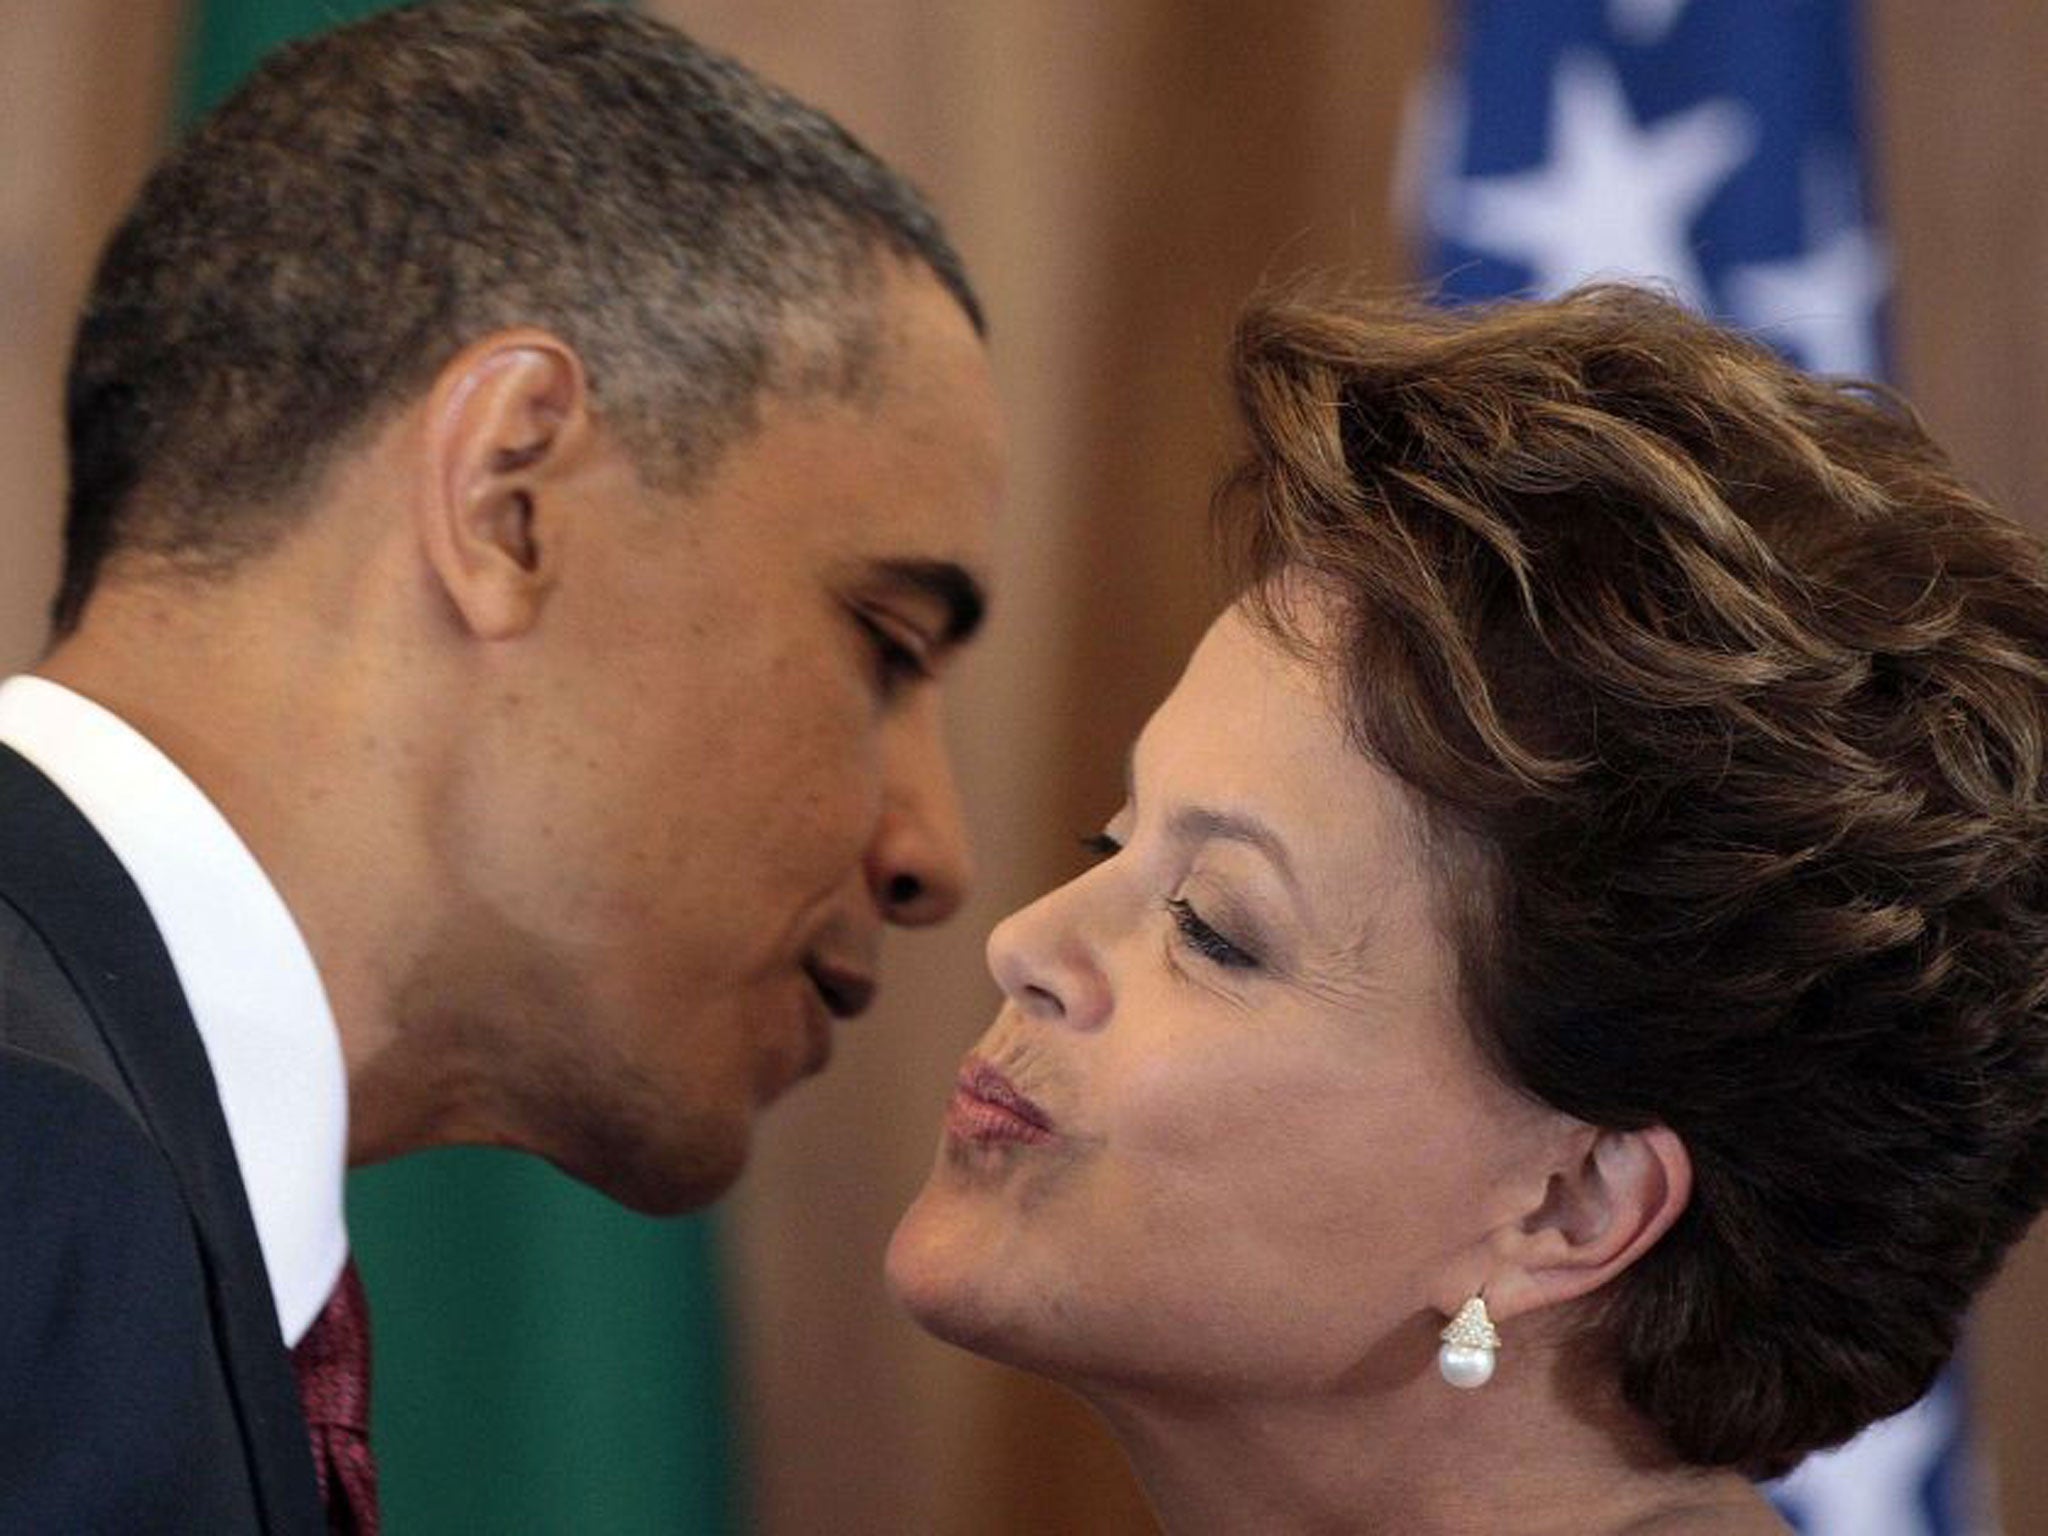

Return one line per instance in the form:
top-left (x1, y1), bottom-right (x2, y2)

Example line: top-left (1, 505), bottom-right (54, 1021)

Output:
top-left (1409, 2), bottom-right (1991, 1532)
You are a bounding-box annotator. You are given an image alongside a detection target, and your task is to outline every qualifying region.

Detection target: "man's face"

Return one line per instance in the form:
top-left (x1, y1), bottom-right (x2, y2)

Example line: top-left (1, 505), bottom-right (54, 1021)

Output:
top-left (429, 266), bottom-right (1003, 1212)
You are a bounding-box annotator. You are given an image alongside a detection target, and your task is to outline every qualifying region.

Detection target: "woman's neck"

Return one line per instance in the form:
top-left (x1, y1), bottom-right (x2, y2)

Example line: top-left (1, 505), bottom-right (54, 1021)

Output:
top-left (1084, 1341), bottom-right (1786, 1536)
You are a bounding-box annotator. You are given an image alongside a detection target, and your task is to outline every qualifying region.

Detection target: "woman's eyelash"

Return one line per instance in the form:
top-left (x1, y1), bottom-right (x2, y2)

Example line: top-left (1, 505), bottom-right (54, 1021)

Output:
top-left (1079, 831), bottom-right (1122, 861)
top-left (1166, 896), bottom-right (1258, 970)
top-left (1073, 832), bottom-right (1258, 970)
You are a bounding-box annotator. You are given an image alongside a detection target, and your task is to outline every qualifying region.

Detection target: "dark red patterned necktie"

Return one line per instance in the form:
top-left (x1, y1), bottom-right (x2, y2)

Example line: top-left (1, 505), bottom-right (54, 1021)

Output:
top-left (292, 1258), bottom-right (379, 1536)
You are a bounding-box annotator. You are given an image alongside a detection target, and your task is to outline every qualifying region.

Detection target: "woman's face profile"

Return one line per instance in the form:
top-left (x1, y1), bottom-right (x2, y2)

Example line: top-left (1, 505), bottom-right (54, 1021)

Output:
top-left (888, 594), bottom-right (1567, 1396)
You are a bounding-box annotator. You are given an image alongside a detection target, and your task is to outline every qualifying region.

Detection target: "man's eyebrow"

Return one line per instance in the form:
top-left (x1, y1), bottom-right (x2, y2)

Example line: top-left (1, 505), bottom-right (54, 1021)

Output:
top-left (870, 559), bottom-right (988, 646)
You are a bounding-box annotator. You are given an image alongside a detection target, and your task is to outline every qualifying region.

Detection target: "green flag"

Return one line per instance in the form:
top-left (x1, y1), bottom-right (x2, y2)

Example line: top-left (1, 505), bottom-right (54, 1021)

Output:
top-left (175, 6), bottom-right (740, 1531)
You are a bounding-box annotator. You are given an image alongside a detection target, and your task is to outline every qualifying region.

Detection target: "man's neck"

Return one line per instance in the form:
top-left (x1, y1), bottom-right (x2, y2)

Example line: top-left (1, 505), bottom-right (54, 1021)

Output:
top-left (41, 570), bottom-right (446, 1160)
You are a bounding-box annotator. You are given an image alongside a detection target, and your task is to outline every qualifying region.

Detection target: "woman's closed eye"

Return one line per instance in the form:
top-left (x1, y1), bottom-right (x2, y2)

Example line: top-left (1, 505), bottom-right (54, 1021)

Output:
top-left (1166, 896), bottom-right (1259, 970)
top-left (1080, 829), bottom-right (1262, 971)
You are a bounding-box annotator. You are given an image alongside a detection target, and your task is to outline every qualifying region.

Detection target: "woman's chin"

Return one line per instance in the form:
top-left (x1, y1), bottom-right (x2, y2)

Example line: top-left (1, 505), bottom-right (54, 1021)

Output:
top-left (886, 1190), bottom-right (973, 1331)
top-left (885, 1185), bottom-right (1033, 1362)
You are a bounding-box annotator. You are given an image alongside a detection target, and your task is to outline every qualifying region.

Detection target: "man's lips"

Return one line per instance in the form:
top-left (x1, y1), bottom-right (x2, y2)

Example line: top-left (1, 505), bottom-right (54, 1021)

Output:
top-left (804, 957), bottom-right (877, 1020)
top-left (945, 1057), bottom-right (1056, 1145)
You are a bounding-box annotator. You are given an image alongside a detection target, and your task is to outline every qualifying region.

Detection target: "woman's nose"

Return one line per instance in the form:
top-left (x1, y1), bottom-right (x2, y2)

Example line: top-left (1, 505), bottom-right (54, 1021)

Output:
top-left (985, 880), bottom-right (1112, 1030)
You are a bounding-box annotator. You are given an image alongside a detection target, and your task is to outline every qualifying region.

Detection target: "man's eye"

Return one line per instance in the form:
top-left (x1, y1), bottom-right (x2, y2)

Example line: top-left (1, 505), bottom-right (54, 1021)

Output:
top-left (1165, 896), bottom-right (1258, 970)
top-left (857, 613), bottom-right (931, 695)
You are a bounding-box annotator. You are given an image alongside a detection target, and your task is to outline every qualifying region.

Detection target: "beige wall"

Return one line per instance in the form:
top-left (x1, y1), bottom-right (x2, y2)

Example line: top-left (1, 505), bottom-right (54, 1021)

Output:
top-left (0, 0), bottom-right (181, 667)
top-left (1872, 5), bottom-right (2048, 1526)
top-left (3, 3), bottom-right (2044, 1532)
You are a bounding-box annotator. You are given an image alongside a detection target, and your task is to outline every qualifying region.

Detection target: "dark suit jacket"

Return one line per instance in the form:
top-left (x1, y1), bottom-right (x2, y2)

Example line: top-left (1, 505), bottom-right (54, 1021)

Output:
top-left (0, 745), bottom-right (324, 1534)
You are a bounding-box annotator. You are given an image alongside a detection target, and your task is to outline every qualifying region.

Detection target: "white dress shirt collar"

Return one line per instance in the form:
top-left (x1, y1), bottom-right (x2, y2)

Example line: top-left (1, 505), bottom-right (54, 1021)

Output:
top-left (0, 674), bottom-right (348, 1347)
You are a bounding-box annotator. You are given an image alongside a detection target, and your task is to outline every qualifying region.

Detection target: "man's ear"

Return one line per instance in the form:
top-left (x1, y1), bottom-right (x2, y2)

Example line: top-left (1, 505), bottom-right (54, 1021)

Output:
top-left (1455, 1123), bottom-right (1692, 1327)
top-left (415, 329), bottom-right (591, 640)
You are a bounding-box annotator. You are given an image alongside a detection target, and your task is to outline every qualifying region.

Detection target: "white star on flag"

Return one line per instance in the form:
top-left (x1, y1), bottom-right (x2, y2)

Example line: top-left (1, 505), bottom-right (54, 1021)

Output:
top-left (1724, 149), bottom-right (1891, 377)
top-left (1433, 50), bottom-right (1758, 310)
top-left (1725, 220), bottom-right (1889, 377)
top-left (1609, 0), bottom-right (1693, 46)
top-left (1770, 1384), bottom-right (1993, 1535)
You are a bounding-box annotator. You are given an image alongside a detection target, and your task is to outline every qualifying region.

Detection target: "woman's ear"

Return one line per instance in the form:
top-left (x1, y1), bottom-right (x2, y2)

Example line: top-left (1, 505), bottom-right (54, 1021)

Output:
top-left (1464, 1123), bottom-right (1692, 1326)
top-left (414, 329), bottom-right (590, 640)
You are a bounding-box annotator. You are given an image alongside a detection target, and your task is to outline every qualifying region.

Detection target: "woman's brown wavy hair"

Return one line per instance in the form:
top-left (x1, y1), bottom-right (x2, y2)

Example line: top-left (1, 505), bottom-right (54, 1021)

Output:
top-left (1218, 282), bottom-right (2048, 1476)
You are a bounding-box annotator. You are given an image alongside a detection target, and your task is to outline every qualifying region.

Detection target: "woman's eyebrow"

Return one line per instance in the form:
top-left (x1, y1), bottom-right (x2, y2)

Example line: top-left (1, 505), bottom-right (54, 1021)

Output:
top-left (1165, 804), bottom-right (1301, 894)
top-left (1121, 744), bottom-right (1303, 896)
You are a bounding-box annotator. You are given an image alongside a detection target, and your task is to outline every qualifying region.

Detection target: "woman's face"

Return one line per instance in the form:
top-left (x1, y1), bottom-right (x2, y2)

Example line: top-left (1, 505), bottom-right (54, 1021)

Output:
top-left (887, 594), bottom-right (1568, 1398)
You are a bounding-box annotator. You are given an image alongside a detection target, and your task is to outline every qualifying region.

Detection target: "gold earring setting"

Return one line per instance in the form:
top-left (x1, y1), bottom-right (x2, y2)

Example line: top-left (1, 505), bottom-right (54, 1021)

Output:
top-left (1437, 1295), bottom-right (1500, 1389)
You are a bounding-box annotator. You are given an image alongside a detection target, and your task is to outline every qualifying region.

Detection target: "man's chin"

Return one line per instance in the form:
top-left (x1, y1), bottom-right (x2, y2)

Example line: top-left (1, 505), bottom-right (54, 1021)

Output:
top-left (547, 1125), bottom-right (752, 1217)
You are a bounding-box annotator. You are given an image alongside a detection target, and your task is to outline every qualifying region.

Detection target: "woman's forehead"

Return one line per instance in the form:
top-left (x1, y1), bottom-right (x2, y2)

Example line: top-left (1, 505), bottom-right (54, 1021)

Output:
top-left (1137, 604), bottom-right (1427, 890)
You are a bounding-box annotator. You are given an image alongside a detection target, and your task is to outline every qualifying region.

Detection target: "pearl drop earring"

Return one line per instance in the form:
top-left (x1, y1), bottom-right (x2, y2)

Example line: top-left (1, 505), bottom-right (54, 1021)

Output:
top-left (1437, 1295), bottom-right (1500, 1389)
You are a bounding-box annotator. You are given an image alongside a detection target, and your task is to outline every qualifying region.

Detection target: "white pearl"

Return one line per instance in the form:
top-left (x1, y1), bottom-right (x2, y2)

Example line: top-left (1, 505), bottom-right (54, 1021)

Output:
top-left (1438, 1342), bottom-right (1496, 1389)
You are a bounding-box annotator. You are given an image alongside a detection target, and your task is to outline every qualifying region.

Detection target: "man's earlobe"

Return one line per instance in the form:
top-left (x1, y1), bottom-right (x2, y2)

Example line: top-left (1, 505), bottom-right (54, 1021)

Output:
top-left (1462, 1123), bottom-right (1692, 1327)
top-left (417, 331), bottom-right (589, 640)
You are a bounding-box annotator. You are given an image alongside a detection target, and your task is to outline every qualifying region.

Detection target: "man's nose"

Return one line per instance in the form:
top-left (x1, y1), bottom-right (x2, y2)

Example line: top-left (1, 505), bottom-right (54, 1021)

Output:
top-left (865, 697), bottom-right (972, 926)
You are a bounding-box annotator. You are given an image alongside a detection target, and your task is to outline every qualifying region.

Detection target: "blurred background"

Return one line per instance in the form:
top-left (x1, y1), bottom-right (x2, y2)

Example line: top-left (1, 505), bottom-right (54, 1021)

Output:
top-left (2, 1), bottom-right (2044, 1532)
